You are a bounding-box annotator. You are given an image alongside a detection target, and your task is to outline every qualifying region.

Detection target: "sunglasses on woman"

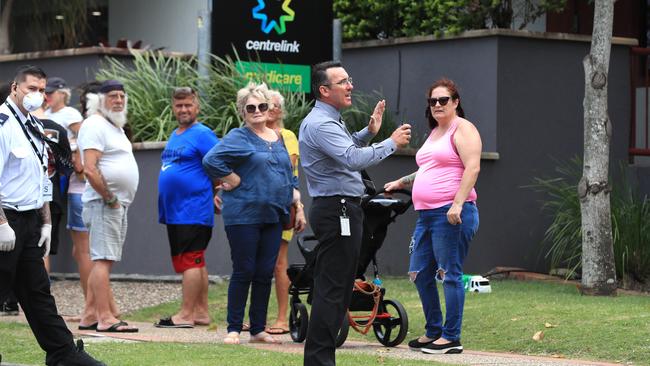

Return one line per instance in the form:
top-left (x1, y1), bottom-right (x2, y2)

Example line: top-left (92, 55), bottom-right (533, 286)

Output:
top-left (245, 103), bottom-right (269, 113)
top-left (427, 96), bottom-right (451, 107)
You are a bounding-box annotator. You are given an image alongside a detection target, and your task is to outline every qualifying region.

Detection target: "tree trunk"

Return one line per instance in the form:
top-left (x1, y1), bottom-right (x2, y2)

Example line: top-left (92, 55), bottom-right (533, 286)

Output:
top-left (0, 0), bottom-right (14, 54)
top-left (579, 0), bottom-right (617, 296)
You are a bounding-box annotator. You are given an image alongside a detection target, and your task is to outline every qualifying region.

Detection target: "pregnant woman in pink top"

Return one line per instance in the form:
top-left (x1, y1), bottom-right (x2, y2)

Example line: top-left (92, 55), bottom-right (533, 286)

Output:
top-left (384, 78), bottom-right (481, 355)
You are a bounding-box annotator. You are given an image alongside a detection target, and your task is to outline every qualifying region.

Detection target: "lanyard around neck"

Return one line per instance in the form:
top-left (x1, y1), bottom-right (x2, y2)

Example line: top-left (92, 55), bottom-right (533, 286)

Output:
top-left (4, 101), bottom-right (46, 168)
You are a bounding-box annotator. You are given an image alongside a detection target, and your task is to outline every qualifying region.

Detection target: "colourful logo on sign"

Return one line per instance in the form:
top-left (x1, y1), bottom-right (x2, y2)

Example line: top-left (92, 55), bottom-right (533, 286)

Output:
top-left (252, 0), bottom-right (295, 35)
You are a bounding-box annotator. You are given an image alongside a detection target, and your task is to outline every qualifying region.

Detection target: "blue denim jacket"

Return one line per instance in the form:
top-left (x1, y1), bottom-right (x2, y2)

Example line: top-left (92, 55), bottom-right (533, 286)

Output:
top-left (202, 127), bottom-right (297, 226)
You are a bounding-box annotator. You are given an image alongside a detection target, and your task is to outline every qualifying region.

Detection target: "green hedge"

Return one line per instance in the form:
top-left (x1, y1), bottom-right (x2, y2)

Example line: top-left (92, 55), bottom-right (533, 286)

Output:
top-left (334, 0), bottom-right (567, 42)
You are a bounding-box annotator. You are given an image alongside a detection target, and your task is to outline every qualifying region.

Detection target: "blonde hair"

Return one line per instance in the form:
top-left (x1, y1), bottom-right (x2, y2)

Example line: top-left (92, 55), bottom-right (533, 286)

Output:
top-left (236, 82), bottom-right (270, 118)
top-left (59, 88), bottom-right (72, 105)
top-left (267, 89), bottom-right (286, 126)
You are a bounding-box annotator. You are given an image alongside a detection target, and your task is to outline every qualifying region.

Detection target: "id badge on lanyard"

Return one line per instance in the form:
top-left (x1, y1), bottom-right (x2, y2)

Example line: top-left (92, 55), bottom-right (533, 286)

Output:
top-left (43, 176), bottom-right (53, 202)
top-left (340, 199), bottom-right (351, 236)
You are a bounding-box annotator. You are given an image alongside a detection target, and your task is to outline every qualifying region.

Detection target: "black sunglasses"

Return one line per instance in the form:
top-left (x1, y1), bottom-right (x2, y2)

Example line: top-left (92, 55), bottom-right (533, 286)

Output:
top-left (245, 103), bottom-right (269, 113)
top-left (428, 96), bottom-right (452, 107)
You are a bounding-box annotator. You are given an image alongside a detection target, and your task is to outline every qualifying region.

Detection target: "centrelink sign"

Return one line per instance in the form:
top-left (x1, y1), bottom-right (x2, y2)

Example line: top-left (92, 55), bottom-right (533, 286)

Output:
top-left (212, 0), bottom-right (333, 93)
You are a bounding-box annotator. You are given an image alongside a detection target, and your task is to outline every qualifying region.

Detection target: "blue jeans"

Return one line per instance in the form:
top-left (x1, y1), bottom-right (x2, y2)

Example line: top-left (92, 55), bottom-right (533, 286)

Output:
top-left (224, 223), bottom-right (282, 335)
top-left (409, 202), bottom-right (479, 341)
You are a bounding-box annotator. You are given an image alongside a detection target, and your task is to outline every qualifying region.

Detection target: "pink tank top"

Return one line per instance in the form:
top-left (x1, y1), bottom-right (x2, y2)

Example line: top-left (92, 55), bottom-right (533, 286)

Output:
top-left (412, 118), bottom-right (477, 210)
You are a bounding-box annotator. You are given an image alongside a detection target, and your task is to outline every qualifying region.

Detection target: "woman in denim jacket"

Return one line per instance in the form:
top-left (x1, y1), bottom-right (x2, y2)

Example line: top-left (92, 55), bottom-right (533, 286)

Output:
top-left (203, 82), bottom-right (306, 345)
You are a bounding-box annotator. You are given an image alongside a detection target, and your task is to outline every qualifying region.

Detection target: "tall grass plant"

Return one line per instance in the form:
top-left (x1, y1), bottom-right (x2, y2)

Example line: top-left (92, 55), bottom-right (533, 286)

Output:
top-left (531, 157), bottom-right (650, 284)
top-left (96, 52), bottom-right (311, 141)
top-left (96, 51), bottom-right (398, 143)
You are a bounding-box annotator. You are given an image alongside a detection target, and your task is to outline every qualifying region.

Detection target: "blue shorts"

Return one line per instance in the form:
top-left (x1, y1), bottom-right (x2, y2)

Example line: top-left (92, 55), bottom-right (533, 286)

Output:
top-left (67, 193), bottom-right (88, 232)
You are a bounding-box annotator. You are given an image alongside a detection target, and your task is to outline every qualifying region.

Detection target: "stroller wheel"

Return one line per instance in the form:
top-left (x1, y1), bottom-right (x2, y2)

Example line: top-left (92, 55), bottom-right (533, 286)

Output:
top-left (335, 315), bottom-right (349, 348)
top-left (289, 302), bottom-right (309, 343)
top-left (373, 299), bottom-right (409, 347)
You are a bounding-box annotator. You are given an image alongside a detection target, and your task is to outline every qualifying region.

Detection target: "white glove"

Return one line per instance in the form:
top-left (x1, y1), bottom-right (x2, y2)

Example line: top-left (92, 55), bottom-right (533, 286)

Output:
top-left (38, 224), bottom-right (52, 258)
top-left (0, 222), bottom-right (16, 252)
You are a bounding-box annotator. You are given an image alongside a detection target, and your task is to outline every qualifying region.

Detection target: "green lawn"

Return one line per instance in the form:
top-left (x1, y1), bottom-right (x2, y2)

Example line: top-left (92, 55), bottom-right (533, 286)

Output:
top-left (130, 278), bottom-right (650, 365)
top-left (2, 278), bottom-right (649, 365)
top-left (0, 322), bottom-right (451, 366)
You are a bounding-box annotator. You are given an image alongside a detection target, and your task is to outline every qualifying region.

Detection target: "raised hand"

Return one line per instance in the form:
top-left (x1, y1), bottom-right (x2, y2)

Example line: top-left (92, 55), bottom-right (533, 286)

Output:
top-left (368, 100), bottom-right (386, 135)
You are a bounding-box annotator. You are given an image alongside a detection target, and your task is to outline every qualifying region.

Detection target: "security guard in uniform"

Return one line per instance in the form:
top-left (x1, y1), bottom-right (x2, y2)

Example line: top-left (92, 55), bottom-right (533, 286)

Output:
top-left (0, 65), bottom-right (104, 366)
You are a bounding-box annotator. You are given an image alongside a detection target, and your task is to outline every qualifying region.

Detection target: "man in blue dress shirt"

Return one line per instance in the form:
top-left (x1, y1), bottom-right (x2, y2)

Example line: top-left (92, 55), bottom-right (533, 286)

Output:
top-left (299, 61), bottom-right (411, 366)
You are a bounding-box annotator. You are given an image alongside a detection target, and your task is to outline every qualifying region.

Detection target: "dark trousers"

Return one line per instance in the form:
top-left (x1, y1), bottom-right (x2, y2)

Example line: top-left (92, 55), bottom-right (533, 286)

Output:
top-left (304, 197), bottom-right (363, 366)
top-left (224, 222), bottom-right (283, 335)
top-left (3, 290), bottom-right (17, 305)
top-left (0, 209), bottom-right (75, 365)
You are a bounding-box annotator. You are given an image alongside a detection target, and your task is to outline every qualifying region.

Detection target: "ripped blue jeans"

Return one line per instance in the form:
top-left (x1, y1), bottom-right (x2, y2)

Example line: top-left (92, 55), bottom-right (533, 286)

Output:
top-left (409, 202), bottom-right (479, 341)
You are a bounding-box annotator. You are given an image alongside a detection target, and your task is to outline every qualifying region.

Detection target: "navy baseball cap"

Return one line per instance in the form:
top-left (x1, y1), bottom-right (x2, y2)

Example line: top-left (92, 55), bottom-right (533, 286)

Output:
top-left (99, 79), bottom-right (125, 94)
top-left (45, 77), bottom-right (67, 93)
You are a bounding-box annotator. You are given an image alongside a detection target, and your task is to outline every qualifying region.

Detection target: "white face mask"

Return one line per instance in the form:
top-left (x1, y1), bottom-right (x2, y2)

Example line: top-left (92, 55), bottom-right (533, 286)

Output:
top-left (22, 92), bottom-right (44, 112)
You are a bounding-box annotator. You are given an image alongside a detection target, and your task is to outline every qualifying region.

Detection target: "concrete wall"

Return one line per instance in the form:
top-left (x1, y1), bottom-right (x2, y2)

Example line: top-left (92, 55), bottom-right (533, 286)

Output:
top-left (0, 30), bottom-right (640, 277)
top-left (343, 36), bottom-right (499, 153)
top-left (0, 49), bottom-right (134, 105)
top-left (491, 36), bottom-right (631, 269)
top-left (108, 0), bottom-right (209, 54)
top-left (48, 147), bottom-right (420, 277)
top-left (342, 30), bottom-right (637, 273)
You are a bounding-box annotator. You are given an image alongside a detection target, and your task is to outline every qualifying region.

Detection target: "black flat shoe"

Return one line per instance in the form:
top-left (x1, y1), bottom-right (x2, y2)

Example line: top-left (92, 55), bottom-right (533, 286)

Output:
top-left (55, 340), bottom-right (106, 366)
top-left (407, 336), bottom-right (438, 351)
top-left (421, 340), bottom-right (463, 354)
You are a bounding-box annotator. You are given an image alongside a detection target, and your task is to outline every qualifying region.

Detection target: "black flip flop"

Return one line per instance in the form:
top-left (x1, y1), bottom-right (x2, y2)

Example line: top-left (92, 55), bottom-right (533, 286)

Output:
top-left (78, 322), bottom-right (98, 331)
top-left (154, 316), bottom-right (194, 329)
top-left (96, 321), bottom-right (138, 333)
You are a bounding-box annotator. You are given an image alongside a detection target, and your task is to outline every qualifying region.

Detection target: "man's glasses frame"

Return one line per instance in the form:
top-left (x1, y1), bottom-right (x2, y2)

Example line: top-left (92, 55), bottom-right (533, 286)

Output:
top-left (323, 77), bottom-right (353, 88)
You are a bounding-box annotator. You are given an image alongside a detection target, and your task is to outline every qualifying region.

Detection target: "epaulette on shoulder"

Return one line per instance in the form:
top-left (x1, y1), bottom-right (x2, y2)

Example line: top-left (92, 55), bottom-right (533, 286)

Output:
top-left (0, 113), bottom-right (8, 126)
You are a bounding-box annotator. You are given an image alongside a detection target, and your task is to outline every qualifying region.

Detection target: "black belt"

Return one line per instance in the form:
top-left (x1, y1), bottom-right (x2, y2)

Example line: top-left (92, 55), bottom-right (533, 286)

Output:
top-left (314, 195), bottom-right (362, 205)
top-left (3, 208), bottom-right (39, 214)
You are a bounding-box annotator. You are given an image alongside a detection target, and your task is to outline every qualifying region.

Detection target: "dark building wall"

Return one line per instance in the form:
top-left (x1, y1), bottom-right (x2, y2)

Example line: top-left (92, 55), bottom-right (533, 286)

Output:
top-left (49, 148), bottom-right (420, 277)
top-left (342, 32), bottom-right (635, 274)
top-left (490, 37), bottom-right (631, 271)
top-left (2, 34), bottom-right (639, 276)
top-left (0, 49), bottom-right (133, 103)
top-left (342, 37), bottom-right (499, 152)
top-left (50, 147), bottom-right (233, 276)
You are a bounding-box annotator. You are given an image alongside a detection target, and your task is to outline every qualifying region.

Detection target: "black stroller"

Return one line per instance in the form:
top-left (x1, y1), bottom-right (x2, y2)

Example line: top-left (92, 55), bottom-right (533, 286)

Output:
top-left (286, 187), bottom-right (412, 347)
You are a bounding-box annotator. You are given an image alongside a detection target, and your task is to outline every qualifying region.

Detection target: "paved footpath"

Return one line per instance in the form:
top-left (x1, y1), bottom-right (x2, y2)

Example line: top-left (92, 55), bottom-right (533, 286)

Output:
top-left (0, 315), bottom-right (623, 366)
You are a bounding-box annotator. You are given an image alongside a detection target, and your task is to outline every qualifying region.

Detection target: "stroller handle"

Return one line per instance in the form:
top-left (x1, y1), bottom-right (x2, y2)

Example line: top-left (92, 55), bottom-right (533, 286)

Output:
top-left (362, 188), bottom-right (412, 206)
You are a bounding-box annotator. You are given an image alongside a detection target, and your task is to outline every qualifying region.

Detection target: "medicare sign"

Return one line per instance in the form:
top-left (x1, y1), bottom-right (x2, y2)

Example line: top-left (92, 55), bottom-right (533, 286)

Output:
top-left (212, 0), bottom-right (333, 93)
